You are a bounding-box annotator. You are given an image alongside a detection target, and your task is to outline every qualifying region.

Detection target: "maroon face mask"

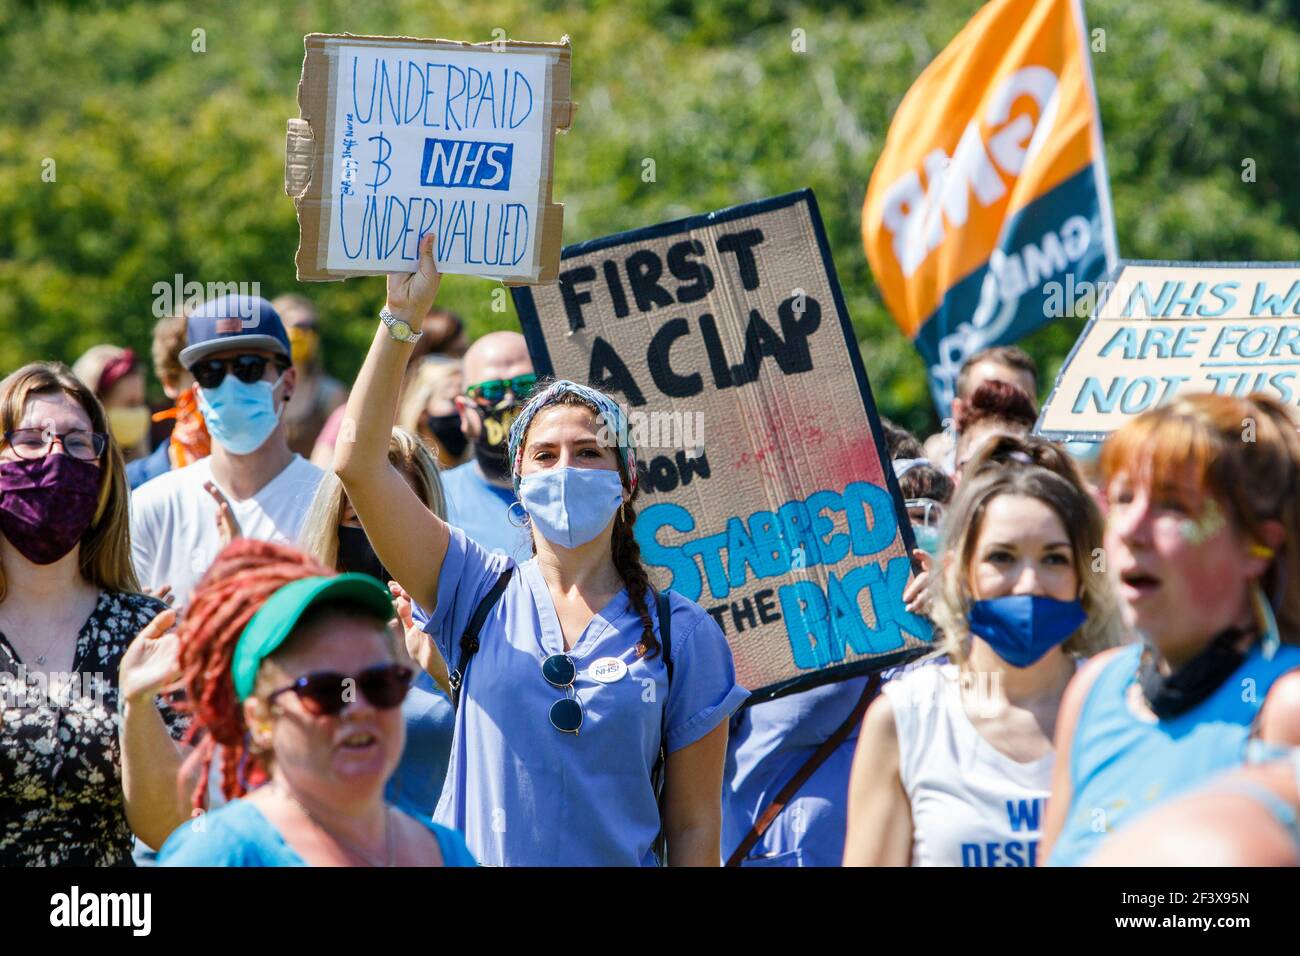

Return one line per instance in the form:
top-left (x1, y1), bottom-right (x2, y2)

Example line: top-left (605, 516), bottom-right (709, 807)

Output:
top-left (0, 455), bottom-right (103, 565)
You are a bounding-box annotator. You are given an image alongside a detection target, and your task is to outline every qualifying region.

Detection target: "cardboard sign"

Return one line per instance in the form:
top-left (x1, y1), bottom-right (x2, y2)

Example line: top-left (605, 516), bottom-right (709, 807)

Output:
top-left (1038, 261), bottom-right (1300, 439)
top-left (512, 191), bottom-right (932, 700)
top-left (285, 33), bottom-right (573, 284)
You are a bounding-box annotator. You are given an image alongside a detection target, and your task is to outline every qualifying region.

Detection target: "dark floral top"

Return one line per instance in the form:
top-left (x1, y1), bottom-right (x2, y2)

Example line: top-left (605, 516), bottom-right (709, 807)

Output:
top-left (0, 590), bottom-right (188, 866)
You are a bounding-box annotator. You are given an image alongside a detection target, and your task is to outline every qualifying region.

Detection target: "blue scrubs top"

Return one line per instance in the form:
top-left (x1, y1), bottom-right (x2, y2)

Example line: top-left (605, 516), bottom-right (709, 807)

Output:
top-left (723, 676), bottom-right (871, 866)
top-left (440, 461), bottom-right (532, 561)
top-left (385, 670), bottom-right (454, 821)
top-left (423, 526), bottom-right (750, 866)
top-left (158, 797), bottom-right (476, 866)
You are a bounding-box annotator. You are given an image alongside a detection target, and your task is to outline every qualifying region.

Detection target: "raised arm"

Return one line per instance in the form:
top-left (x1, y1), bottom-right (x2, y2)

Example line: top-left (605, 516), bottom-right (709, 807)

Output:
top-left (334, 234), bottom-right (450, 613)
top-left (842, 694), bottom-right (912, 866)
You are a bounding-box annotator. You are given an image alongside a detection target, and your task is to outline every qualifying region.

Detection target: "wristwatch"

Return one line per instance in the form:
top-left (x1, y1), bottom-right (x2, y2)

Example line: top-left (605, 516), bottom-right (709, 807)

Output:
top-left (380, 307), bottom-right (423, 344)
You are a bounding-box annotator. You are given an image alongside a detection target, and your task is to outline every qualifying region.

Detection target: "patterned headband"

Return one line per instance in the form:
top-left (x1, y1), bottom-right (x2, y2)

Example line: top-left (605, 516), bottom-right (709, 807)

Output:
top-left (507, 380), bottom-right (638, 494)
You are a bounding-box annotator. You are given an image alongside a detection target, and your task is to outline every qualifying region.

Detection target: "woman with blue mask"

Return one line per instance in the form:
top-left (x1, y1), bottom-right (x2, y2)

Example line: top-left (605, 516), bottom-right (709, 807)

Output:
top-left (843, 460), bottom-right (1122, 866)
top-left (335, 235), bottom-right (748, 866)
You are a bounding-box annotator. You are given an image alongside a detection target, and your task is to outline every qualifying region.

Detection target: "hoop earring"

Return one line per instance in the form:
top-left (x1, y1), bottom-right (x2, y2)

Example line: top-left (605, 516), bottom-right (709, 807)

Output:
top-left (507, 500), bottom-right (530, 527)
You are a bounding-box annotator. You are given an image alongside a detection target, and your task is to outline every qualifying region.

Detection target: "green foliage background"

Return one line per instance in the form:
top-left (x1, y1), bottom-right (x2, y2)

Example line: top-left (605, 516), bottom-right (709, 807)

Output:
top-left (1, 0), bottom-right (1297, 436)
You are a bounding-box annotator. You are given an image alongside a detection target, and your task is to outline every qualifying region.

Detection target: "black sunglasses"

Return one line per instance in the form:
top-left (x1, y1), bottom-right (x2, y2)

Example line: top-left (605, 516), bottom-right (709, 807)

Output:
top-left (465, 373), bottom-right (538, 406)
top-left (192, 353), bottom-right (288, 390)
top-left (266, 663), bottom-right (413, 716)
top-left (542, 654), bottom-right (583, 735)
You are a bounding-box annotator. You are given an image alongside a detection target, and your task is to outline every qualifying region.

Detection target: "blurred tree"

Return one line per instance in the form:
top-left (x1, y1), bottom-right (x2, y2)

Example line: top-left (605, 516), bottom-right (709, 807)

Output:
top-left (0, 0), bottom-right (1296, 440)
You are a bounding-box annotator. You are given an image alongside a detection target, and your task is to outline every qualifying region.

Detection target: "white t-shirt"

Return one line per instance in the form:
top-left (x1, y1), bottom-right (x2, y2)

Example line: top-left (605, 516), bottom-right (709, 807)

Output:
top-left (883, 662), bottom-right (1052, 867)
top-left (130, 455), bottom-right (324, 604)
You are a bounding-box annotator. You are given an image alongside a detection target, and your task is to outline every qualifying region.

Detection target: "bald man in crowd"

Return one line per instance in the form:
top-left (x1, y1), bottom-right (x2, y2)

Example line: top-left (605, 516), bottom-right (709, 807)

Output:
top-left (439, 330), bottom-right (536, 560)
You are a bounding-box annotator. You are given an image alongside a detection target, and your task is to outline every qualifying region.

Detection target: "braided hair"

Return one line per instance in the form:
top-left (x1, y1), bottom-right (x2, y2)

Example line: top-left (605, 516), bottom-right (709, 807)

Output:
top-left (520, 389), bottom-right (661, 659)
top-left (175, 538), bottom-right (333, 811)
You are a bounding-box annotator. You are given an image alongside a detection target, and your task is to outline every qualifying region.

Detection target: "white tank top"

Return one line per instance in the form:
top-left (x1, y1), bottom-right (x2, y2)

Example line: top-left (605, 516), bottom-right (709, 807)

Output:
top-left (884, 662), bottom-right (1052, 867)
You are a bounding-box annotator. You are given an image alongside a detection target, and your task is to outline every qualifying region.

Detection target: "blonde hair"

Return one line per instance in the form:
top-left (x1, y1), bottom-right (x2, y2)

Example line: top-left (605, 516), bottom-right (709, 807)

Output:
top-left (930, 461), bottom-right (1123, 663)
top-left (299, 427), bottom-right (445, 568)
top-left (1099, 392), bottom-right (1300, 643)
top-left (71, 344), bottom-right (134, 398)
top-left (397, 355), bottom-right (462, 433)
top-left (0, 362), bottom-right (140, 599)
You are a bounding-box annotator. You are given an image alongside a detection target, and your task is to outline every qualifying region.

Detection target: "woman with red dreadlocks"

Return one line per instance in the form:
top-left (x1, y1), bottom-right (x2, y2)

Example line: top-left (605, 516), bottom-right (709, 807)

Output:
top-left (155, 538), bottom-right (475, 866)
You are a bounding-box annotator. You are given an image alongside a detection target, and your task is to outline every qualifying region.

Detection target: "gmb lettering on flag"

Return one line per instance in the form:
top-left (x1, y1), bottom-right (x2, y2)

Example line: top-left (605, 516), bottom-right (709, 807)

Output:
top-left (513, 191), bottom-right (932, 700)
top-left (285, 33), bottom-right (574, 284)
top-left (863, 0), bottom-right (1118, 413)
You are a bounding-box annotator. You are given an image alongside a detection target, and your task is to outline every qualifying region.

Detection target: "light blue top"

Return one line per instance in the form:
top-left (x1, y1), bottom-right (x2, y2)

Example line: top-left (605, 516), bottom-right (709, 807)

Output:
top-left (157, 796), bottom-right (477, 867)
top-left (1049, 641), bottom-right (1300, 866)
top-left (422, 525), bottom-right (750, 866)
top-left (440, 461), bottom-right (532, 561)
top-left (385, 670), bottom-right (454, 820)
top-left (723, 676), bottom-right (870, 867)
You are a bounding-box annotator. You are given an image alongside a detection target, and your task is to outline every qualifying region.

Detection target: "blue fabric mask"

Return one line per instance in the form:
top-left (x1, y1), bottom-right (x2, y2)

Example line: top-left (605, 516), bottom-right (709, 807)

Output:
top-left (519, 466), bottom-right (624, 548)
top-left (911, 524), bottom-right (941, 557)
top-left (198, 376), bottom-right (282, 455)
top-left (967, 594), bottom-right (1086, 668)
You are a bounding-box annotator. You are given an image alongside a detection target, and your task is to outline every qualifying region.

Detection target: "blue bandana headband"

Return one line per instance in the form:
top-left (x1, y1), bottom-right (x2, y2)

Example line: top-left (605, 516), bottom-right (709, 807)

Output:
top-left (507, 380), bottom-right (638, 494)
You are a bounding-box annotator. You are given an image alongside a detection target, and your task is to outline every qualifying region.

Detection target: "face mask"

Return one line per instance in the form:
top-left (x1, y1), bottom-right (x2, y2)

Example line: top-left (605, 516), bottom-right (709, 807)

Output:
top-left (288, 327), bottom-right (319, 368)
top-left (198, 375), bottom-right (283, 456)
top-left (107, 405), bottom-right (150, 449)
top-left (424, 412), bottom-right (468, 459)
top-left (0, 455), bottom-right (102, 565)
top-left (471, 401), bottom-right (519, 481)
top-left (1138, 626), bottom-right (1249, 720)
top-left (967, 594), bottom-right (1087, 668)
top-left (912, 523), bottom-right (941, 557)
top-left (337, 525), bottom-right (391, 584)
top-left (519, 466), bottom-right (624, 549)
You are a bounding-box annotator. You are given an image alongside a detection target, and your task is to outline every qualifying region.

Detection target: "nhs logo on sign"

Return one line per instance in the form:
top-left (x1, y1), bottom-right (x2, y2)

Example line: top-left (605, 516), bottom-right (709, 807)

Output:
top-left (420, 138), bottom-right (513, 191)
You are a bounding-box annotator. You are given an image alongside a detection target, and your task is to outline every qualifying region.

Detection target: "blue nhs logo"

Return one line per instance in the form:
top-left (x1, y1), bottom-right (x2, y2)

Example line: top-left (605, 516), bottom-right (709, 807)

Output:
top-left (420, 137), bottom-right (513, 191)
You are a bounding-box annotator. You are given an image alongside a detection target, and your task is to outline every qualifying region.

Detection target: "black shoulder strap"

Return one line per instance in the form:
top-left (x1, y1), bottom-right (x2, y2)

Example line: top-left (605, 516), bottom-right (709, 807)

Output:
top-left (652, 588), bottom-right (673, 866)
top-left (448, 567), bottom-right (513, 710)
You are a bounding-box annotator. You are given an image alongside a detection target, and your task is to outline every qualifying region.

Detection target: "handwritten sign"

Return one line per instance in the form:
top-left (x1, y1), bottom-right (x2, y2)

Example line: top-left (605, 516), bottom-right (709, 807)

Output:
top-left (286, 33), bottom-right (573, 283)
top-left (1037, 261), bottom-right (1300, 439)
top-left (512, 191), bottom-right (932, 700)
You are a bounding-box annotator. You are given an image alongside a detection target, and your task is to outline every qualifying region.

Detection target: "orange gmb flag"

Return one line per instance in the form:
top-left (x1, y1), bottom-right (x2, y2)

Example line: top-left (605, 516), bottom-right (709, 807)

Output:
top-left (863, 0), bottom-right (1117, 412)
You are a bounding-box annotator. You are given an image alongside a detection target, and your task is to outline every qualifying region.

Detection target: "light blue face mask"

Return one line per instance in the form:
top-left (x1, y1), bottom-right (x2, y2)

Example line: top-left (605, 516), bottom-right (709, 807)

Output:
top-left (912, 523), bottom-right (942, 557)
top-left (197, 375), bottom-right (283, 456)
top-left (518, 466), bottom-right (624, 549)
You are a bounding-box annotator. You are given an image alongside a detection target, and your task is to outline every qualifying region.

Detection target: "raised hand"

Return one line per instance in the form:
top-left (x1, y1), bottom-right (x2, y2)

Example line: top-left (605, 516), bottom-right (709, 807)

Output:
top-left (904, 549), bottom-right (935, 617)
top-left (203, 480), bottom-right (242, 547)
top-left (385, 232), bottom-right (442, 325)
top-left (119, 608), bottom-right (182, 706)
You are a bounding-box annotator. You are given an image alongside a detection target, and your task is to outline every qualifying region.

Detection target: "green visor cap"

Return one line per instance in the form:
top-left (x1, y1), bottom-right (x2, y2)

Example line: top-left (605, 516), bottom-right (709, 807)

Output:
top-left (232, 574), bottom-right (396, 701)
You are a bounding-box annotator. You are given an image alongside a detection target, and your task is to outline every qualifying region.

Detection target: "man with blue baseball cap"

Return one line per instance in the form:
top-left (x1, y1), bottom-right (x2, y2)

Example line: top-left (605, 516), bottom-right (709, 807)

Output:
top-left (130, 294), bottom-right (325, 604)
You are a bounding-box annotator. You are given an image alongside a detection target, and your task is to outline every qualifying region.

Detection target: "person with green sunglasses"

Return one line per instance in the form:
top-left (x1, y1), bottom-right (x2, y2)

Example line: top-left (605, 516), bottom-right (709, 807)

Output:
top-left (437, 332), bottom-right (537, 560)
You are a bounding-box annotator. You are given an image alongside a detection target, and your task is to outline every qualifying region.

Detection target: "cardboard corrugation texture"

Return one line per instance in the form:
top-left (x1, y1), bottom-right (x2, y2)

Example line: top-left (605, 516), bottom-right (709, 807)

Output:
top-left (285, 33), bottom-right (573, 283)
top-left (517, 194), bottom-right (926, 695)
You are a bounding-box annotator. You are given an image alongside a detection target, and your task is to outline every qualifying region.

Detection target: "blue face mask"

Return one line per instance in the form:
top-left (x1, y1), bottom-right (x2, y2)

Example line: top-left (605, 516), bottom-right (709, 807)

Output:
top-left (912, 524), bottom-right (941, 557)
top-left (519, 466), bottom-right (624, 549)
top-left (967, 594), bottom-right (1087, 668)
top-left (197, 375), bottom-right (283, 456)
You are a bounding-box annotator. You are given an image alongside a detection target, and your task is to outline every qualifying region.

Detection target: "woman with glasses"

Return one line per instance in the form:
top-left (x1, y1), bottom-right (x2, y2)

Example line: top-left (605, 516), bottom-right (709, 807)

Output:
top-left (0, 362), bottom-right (192, 865)
top-left (335, 235), bottom-right (748, 866)
top-left (156, 538), bottom-right (474, 866)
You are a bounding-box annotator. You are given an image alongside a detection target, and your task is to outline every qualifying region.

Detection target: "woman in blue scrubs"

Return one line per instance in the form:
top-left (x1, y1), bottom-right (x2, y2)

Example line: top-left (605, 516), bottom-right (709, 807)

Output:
top-left (336, 235), bottom-right (748, 866)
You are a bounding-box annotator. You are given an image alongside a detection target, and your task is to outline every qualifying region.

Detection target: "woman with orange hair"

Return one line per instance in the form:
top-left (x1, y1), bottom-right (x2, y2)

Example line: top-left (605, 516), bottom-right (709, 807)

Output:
top-left (157, 539), bottom-right (474, 866)
top-left (1042, 393), bottom-right (1300, 865)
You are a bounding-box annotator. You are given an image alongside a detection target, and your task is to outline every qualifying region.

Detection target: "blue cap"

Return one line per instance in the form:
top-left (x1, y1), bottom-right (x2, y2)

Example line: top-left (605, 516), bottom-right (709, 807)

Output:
top-left (179, 295), bottom-right (291, 369)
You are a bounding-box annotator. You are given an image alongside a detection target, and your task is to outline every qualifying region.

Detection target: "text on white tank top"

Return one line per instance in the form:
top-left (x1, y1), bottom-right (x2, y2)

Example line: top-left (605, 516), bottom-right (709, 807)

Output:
top-left (884, 662), bottom-right (1053, 867)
